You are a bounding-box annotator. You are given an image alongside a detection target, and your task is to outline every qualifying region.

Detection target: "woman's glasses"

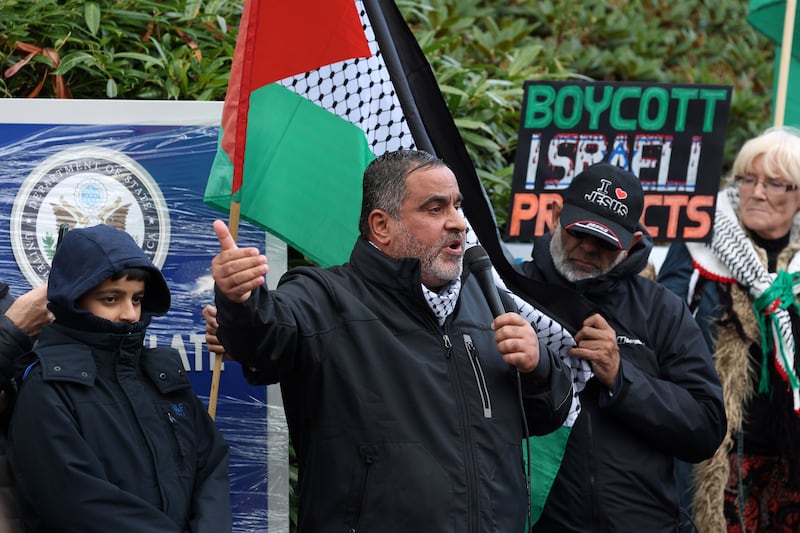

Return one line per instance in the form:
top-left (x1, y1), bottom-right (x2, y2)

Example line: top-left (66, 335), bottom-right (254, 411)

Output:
top-left (734, 175), bottom-right (799, 195)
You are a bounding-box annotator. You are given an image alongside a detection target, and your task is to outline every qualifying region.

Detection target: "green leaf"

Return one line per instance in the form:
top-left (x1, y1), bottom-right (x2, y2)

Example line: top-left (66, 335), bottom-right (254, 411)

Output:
top-left (184, 0), bottom-right (202, 18)
top-left (508, 44), bottom-right (543, 77)
top-left (106, 78), bottom-right (118, 98)
top-left (53, 51), bottom-right (96, 75)
top-left (114, 52), bottom-right (165, 68)
top-left (459, 130), bottom-right (501, 151)
top-left (216, 15), bottom-right (228, 34)
top-left (453, 118), bottom-right (486, 131)
top-left (84, 2), bottom-right (101, 36)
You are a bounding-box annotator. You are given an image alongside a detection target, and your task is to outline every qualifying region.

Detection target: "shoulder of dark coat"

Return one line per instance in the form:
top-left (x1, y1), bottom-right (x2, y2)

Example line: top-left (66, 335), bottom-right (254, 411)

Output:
top-left (140, 347), bottom-right (191, 394)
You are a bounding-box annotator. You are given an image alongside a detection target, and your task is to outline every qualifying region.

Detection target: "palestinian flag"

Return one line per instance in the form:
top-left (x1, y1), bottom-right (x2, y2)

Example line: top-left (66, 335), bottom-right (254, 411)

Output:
top-left (205, 0), bottom-right (440, 267)
top-left (204, 0), bottom-right (588, 329)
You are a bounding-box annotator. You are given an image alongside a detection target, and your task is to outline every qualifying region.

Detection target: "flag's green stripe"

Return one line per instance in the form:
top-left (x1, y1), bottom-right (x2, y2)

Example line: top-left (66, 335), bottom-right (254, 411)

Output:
top-left (524, 425), bottom-right (571, 527)
top-left (205, 135), bottom-right (239, 203)
top-left (205, 83), bottom-right (376, 267)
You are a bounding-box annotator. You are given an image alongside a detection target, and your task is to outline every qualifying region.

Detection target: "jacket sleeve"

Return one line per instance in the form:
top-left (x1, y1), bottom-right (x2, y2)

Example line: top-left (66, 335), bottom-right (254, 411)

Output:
top-left (214, 284), bottom-right (282, 385)
top-left (187, 398), bottom-right (232, 533)
top-left (215, 269), bottom-right (335, 385)
top-left (599, 288), bottom-right (726, 463)
top-left (0, 312), bottom-right (35, 386)
top-left (657, 241), bottom-right (719, 351)
top-left (655, 241), bottom-right (693, 302)
top-left (519, 341), bottom-right (573, 435)
top-left (9, 378), bottom-right (184, 533)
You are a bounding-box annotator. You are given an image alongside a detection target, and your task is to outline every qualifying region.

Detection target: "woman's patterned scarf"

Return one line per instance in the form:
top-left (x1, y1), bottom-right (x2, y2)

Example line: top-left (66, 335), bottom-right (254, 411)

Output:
top-left (706, 188), bottom-right (800, 412)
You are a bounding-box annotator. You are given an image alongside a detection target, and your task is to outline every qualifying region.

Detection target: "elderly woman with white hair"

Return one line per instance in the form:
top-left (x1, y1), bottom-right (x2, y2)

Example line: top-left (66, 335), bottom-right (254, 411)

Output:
top-left (659, 126), bottom-right (800, 532)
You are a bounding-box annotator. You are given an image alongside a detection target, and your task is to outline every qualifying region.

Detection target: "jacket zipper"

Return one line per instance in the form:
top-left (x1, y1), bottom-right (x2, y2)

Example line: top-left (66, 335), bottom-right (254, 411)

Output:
top-left (348, 454), bottom-right (375, 533)
top-left (443, 333), bottom-right (453, 357)
top-left (166, 411), bottom-right (186, 461)
top-left (443, 325), bottom-right (479, 532)
top-left (463, 334), bottom-right (492, 418)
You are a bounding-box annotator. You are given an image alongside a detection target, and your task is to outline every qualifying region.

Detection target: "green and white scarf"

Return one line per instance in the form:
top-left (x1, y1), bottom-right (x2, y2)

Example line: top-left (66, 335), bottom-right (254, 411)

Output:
top-left (692, 188), bottom-right (800, 411)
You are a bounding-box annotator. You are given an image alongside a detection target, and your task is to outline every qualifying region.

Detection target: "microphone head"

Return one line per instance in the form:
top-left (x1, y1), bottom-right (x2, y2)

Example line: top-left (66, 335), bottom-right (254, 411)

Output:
top-left (464, 245), bottom-right (492, 274)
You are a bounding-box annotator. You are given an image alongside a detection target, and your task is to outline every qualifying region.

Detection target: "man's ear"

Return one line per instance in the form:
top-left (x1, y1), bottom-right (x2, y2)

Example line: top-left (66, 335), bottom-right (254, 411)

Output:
top-left (550, 201), bottom-right (562, 227)
top-left (625, 231), bottom-right (644, 254)
top-left (368, 209), bottom-right (392, 246)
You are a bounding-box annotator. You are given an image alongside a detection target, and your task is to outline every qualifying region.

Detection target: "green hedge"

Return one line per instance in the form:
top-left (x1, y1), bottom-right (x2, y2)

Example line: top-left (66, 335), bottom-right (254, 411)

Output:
top-left (0, 0), bottom-right (239, 99)
top-left (400, 0), bottom-right (774, 225)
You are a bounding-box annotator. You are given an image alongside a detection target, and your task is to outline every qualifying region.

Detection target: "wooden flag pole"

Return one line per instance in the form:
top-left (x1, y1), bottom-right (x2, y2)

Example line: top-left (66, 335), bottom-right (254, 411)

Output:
top-left (208, 200), bottom-right (242, 420)
top-left (775, 0), bottom-right (797, 127)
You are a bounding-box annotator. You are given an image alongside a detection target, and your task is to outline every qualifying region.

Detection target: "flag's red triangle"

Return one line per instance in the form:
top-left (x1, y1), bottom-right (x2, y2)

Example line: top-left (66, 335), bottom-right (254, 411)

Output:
top-left (222, 0), bottom-right (371, 193)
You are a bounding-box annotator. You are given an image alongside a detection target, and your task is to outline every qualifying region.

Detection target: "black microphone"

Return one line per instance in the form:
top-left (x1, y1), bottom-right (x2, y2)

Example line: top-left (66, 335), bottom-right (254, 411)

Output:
top-left (464, 245), bottom-right (505, 318)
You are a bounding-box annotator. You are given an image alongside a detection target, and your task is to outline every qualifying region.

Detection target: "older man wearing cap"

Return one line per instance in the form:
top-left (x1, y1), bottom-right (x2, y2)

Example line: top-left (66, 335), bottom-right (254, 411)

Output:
top-left (526, 161), bottom-right (726, 532)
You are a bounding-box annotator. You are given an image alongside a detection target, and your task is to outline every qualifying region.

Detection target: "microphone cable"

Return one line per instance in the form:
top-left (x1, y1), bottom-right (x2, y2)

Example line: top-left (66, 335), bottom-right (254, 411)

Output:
top-left (515, 368), bottom-right (533, 531)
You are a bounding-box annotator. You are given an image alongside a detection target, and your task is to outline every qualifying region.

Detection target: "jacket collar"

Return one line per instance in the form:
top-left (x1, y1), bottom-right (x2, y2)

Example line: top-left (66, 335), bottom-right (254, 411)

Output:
top-left (32, 324), bottom-right (189, 393)
top-left (348, 237), bottom-right (427, 293)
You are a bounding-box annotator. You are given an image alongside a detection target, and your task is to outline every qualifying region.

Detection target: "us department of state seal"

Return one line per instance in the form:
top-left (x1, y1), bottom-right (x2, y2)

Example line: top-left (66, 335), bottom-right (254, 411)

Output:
top-left (11, 146), bottom-right (170, 286)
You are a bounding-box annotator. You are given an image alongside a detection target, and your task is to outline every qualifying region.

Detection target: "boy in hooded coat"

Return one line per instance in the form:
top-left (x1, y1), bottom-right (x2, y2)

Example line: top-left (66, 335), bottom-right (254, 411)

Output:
top-left (8, 224), bottom-right (231, 533)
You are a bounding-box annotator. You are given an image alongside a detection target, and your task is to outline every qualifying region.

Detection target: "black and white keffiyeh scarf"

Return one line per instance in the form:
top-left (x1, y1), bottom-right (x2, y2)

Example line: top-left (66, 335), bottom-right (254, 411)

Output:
top-left (692, 188), bottom-right (800, 412)
top-left (423, 278), bottom-right (461, 325)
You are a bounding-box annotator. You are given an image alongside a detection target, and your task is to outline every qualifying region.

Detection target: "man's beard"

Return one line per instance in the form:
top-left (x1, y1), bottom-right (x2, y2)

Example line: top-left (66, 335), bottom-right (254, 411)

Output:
top-left (550, 226), bottom-right (625, 282)
top-left (394, 225), bottom-right (463, 289)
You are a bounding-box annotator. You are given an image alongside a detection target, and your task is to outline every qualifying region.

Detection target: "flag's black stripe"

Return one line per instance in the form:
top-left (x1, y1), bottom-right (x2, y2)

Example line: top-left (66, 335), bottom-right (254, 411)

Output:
top-left (364, 0), bottom-right (595, 333)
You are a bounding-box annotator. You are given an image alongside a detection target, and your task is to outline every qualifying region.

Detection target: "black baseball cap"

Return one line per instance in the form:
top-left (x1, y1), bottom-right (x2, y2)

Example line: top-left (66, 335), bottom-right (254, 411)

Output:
top-left (559, 162), bottom-right (644, 250)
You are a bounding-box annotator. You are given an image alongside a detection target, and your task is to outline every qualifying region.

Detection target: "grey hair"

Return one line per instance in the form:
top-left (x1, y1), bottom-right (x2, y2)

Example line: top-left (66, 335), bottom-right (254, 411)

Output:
top-left (358, 149), bottom-right (447, 238)
top-left (731, 126), bottom-right (800, 187)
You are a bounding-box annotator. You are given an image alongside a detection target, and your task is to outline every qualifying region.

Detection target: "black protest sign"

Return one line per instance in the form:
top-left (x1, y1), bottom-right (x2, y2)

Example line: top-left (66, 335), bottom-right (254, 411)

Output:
top-left (507, 80), bottom-right (732, 242)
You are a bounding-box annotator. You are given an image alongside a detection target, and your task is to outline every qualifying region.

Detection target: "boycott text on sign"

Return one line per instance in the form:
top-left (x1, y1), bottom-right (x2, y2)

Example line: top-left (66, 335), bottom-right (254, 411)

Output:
top-left (507, 80), bottom-right (732, 243)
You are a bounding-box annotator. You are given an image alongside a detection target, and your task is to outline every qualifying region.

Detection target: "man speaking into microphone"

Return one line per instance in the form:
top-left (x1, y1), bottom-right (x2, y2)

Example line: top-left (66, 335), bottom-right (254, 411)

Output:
top-left (210, 149), bottom-right (572, 532)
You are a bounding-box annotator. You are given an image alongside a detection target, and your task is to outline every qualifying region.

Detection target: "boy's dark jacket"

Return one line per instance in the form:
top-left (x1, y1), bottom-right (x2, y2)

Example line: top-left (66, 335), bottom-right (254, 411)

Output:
top-left (9, 224), bottom-right (231, 533)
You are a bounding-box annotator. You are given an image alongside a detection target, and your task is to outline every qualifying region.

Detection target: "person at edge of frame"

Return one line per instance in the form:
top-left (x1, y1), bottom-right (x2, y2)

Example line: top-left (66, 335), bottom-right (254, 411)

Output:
top-left (659, 126), bottom-right (800, 533)
top-left (9, 224), bottom-right (232, 533)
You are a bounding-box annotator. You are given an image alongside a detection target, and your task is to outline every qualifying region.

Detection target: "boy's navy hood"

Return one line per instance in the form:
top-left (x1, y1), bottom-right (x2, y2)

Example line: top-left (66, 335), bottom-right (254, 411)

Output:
top-left (47, 224), bottom-right (170, 322)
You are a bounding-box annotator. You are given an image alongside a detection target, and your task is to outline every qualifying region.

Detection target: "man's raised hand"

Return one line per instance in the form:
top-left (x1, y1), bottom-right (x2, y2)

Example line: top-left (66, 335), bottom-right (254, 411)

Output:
top-left (211, 220), bottom-right (268, 303)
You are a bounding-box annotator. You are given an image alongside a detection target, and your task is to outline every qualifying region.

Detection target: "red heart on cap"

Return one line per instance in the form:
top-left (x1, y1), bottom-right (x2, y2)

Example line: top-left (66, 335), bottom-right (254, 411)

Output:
top-left (615, 188), bottom-right (628, 200)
